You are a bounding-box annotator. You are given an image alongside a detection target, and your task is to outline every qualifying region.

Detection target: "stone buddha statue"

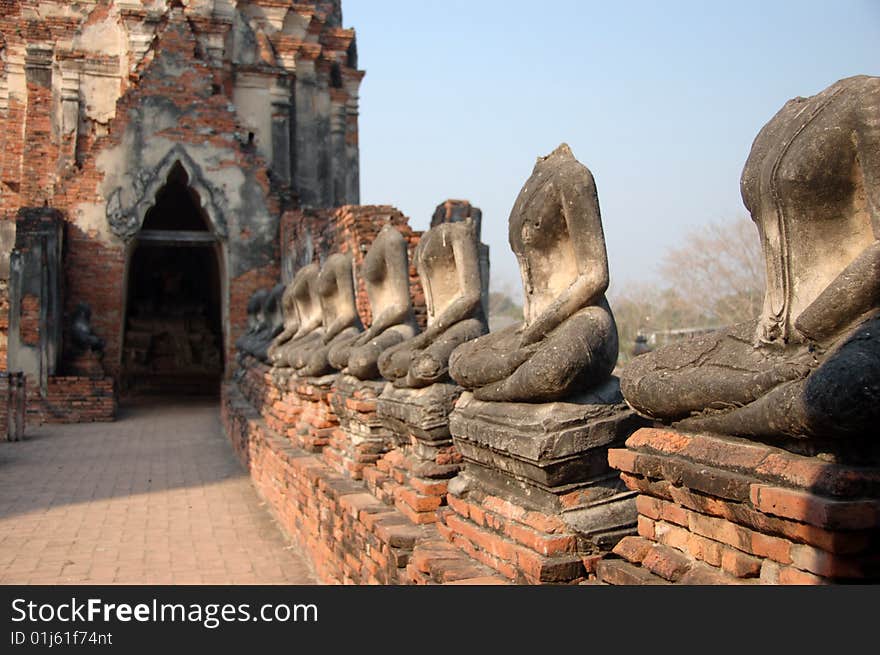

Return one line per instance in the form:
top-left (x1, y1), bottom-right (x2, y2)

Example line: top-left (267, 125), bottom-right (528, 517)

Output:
top-left (449, 143), bottom-right (618, 402)
top-left (252, 283), bottom-right (286, 362)
top-left (621, 75), bottom-right (880, 442)
top-left (294, 253), bottom-right (363, 377)
top-left (377, 208), bottom-right (488, 388)
top-left (70, 302), bottom-right (105, 354)
top-left (328, 224), bottom-right (419, 379)
top-left (236, 288), bottom-right (269, 356)
top-left (272, 263), bottom-right (324, 369)
top-left (267, 281), bottom-right (300, 365)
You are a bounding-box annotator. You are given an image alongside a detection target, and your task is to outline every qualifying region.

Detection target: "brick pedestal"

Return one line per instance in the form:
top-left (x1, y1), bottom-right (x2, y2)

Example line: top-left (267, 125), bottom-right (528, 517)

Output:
top-left (325, 375), bottom-right (391, 480)
top-left (443, 387), bottom-right (647, 584)
top-left (26, 376), bottom-right (116, 424)
top-left (290, 374), bottom-right (339, 453)
top-left (370, 383), bottom-right (463, 524)
top-left (67, 350), bottom-right (106, 378)
top-left (236, 359), bottom-right (352, 454)
top-left (598, 427), bottom-right (880, 585)
top-left (222, 363), bottom-right (507, 585)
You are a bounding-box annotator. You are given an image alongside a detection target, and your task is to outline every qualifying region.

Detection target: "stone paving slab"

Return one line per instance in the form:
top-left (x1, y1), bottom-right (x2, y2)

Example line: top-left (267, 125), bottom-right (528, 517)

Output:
top-left (0, 398), bottom-right (317, 584)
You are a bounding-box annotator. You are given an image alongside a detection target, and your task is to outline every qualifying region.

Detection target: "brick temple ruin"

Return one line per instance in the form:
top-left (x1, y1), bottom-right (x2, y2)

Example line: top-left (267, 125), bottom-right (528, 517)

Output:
top-left (0, 0), bottom-right (364, 417)
top-left (1, 2), bottom-right (877, 585)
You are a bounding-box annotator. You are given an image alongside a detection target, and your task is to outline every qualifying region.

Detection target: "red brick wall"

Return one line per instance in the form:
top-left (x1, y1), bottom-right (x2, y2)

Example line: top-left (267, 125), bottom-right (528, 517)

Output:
top-left (26, 376), bottom-right (115, 424)
top-left (20, 65), bottom-right (55, 205)
top-left (222, 373), bottom-right (506, 585)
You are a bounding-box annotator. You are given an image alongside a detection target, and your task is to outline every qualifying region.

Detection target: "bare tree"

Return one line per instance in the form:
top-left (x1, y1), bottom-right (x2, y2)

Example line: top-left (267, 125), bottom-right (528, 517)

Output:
top-left (610, 216), bottom-right (765, 364)
top-left (658, 216), bottom-right (764, 327)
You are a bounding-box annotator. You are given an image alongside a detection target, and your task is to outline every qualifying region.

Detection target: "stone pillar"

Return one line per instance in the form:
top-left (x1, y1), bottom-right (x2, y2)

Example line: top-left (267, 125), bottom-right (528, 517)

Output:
top-left (0, 372), bottom-right (26, 442)
top-left (233, 72), bottom-right (274, 163)
top-left (342, 72), bottom-right (363, 205)
top-left (315, 61), bottom-right (333, 207)
top-left (7, 208), bottom-right (64, 396)
top-left (270, 81), bottom-right (292, 188)
top-left (58, 63), bottom-right (81, 170)
top-left (329, 89), bottom-right (347, 207)
top-left (293, 54), bottom-right (320, 207)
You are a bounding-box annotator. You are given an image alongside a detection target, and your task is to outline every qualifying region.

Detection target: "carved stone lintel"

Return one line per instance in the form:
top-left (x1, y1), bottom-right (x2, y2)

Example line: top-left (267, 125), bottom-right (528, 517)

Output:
top-left (105, 145), bottom-right (227, 242)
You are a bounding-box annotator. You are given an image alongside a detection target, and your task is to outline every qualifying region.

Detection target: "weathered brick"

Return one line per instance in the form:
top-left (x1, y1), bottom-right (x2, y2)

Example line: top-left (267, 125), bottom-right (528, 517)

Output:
top-left (721, 548), bottom-right (762, 578)
top-left (636, 495), bottom-right (662, 520)
top-left (641, 543), bottom-right (693, 581)
top-left (637, 515), bottom-right (656, 539)
top-left (612, 536), bottom-right (654, 564)
top-left (750, 484), bottom-right (880, 530)
top-left (596, 559), bottom-right (668, 585)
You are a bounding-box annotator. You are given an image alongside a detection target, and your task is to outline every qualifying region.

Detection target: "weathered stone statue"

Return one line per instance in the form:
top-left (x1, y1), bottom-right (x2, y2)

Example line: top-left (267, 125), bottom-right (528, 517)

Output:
top-left (274, 263), bottom-right (324, 369)
top-left (267, 282), bottom-right (300, 365)
top-left (441, 149), bottom-right (645, 573)
top-left (449, 143), bottom-right (618, 402)
top-left (251, 283), bottom-right (286, 362)
top-left (329, 225), bottom-right (419, 379)
top-left (377, 210), bottom-right (487, 388)
top-left (70, 302), bottom-right (105, 353)
top-left (236, 288), bottom-right (268, 355)
top-left (621, 75), bottom-right (880, 442)
top-left (294, 253), bottom-right (363, 377)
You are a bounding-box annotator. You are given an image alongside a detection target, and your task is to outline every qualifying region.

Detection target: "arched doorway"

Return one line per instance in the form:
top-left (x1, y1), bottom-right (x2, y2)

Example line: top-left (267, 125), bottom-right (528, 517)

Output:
top-left (121, 162), bottom-right (225, 397)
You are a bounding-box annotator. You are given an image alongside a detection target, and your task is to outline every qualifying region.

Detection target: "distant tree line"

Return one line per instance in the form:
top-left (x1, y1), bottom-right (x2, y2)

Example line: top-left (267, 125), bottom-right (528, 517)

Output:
top-left (484, 217), bottom-right (765, 367)
top-left (610, 216), bottom-right (765, 364)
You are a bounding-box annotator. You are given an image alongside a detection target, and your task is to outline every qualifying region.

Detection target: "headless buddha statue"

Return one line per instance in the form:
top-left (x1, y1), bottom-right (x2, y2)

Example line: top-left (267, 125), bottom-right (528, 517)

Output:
top-left (621, 75), bottom-right (880, 441)
top-left (328, 224), bottom-right (419, 379)
top-left (252, 283), bottom-right (286, 362)
top-left (267, 281), bottom-right (300, 365)
top-left (273, 263), bottom-right (324, 369)
top-left (295, 253), bottom-right (363, 377)
top-left (236, 288), bottom-right (269, 356)
top-left (70, 302), bottom-right (105, 354)
top-left (449, 143), bottom-right (618, 402)
top-left (377, 208), bottom-right (487, 388)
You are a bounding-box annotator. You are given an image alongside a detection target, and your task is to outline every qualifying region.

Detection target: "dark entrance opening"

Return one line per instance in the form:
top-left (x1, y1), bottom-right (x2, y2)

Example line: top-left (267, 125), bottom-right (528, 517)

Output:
top-left (121, 163), bottom-right (224, 397)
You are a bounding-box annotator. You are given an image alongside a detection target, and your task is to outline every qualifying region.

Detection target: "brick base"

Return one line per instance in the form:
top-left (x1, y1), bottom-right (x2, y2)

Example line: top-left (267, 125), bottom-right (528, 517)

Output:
top-left (371, 383), bottom-right (464, 525)
top-left (440, 488), bottom-right (591, 584)
top-left (441, 391), bottom-right (644, 584)
top-left (26, 376), bottom-right (116, 424)
top-left (364, 441), bottom-right (461, 525)
top-left (325, 376), bottom-right (391, 480)
top-left (236, 356), bottom-right (337, 452)
top-left (221, 380), bottom-right (506, 585)
top-left (598, 427), bottom-right (880, 585)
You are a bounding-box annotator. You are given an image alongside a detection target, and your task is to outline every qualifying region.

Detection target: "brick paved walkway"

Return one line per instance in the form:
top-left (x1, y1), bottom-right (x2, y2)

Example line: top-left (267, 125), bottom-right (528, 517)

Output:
top-left (0, 398), bottom-right (317, 584)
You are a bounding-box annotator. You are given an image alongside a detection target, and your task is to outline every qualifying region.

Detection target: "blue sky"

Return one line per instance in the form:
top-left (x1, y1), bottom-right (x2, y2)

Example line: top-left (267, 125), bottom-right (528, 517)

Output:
top-left (344, 0), bottom-right (880, 297)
